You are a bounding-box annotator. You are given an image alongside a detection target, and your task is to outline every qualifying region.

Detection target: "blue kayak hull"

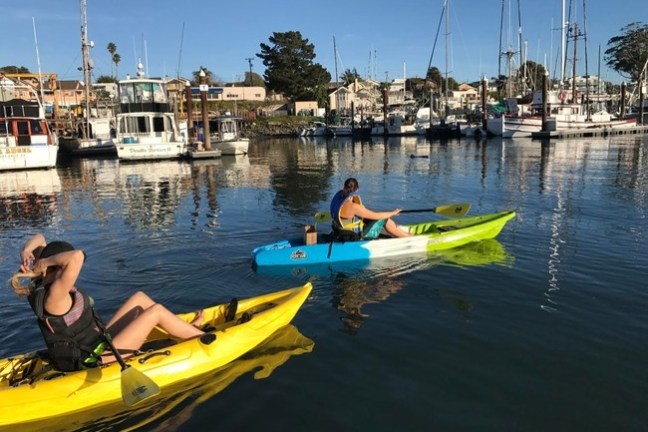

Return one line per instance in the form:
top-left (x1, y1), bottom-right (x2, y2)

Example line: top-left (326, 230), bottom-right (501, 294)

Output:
top-left (251, 211), bottom-right (516, 267)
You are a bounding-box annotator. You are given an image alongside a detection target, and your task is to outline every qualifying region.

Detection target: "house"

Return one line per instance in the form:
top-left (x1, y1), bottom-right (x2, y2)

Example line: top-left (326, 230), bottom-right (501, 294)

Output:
top-left (328, 79), bottom-right (382, 114)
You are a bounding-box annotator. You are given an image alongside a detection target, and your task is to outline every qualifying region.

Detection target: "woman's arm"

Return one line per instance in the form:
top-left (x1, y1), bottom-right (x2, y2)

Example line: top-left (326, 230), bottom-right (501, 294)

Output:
top-left (36, 250), bottom-right (86, 315)
top-left (352, 203), bottom-right (401, 220)
top-left (20, 234), bottom-right (46, 272)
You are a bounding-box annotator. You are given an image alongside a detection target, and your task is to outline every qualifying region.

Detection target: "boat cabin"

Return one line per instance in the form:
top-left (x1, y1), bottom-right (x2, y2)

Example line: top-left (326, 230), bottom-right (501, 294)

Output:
top-left (0, 99), bottom-right (52, 146)
top-left (119, 79), bottom-right (169, 114)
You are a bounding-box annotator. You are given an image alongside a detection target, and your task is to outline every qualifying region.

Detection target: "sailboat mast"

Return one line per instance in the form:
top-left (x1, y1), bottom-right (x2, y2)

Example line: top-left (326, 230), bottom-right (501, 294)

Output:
top-left (80, 0), bottom-right (91, 139)
top-left (560, 0), bottom-right (566, 86)
top-left (444, 0), bottom-right (449, 116)
top-left (571, 23), bottom-right (579, 102)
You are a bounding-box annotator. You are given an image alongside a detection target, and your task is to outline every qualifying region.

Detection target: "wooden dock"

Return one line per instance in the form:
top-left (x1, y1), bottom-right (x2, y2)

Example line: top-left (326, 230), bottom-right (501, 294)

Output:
top-left (532, 125), bottom-right (648, 140)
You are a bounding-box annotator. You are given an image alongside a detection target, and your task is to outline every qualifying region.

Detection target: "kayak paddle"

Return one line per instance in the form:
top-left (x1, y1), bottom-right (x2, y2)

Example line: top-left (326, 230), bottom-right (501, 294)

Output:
top-left (94, 316), bottom-right (161, 406)
top-left (108, 336), bottom-right (161, 406)
top-left (314, 202), bottom-right (471, 223)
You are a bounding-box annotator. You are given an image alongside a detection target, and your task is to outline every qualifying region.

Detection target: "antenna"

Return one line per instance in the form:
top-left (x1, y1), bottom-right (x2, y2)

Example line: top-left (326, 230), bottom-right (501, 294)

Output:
top-left (31, 17), bottom-right (45, 105)
top-left (177, 22), bottom-right (185, 79)
top-left (245, 57), bottom-right (253, 86)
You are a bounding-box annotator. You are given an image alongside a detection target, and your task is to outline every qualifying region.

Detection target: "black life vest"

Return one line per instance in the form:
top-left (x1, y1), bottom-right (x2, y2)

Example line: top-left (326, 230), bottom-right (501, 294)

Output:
top-left (28, 285), bottom-right (103, 372)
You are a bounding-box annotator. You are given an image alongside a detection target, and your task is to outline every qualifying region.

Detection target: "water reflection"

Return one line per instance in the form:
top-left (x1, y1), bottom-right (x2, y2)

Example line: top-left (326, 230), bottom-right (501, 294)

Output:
top-left (14, 324), bottom-right (313, 432)
top-left (0, 169), bottom-right (60, 230)
top-left (333, 239), bottom-right (513, 334)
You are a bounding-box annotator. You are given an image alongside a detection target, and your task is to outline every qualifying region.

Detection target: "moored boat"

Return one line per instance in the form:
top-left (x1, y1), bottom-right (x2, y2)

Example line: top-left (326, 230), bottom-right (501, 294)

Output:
top-left (208, 113), bottom-right (249, 155)
top-left (251, 211), bottom-right (516, 267)
top-left (0, 283), bottom-right (312, 426)
top-left (0, 76), bottom-right (58, 171)
top-left (56, 0), bottom-right (116, 158)
top-left (487, 91), bottom-right (638, 138)
top-left (114, 63), bottom-right (186, 161)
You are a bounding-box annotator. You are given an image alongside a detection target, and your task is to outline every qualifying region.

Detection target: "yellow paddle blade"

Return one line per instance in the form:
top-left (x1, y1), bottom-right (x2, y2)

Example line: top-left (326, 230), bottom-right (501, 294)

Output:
top-left (433, 202), bottom-right (471, 218)
top-left (314, 211), bottom-right (332, 223)
top-left (121, 365), bottom-right (161, 406)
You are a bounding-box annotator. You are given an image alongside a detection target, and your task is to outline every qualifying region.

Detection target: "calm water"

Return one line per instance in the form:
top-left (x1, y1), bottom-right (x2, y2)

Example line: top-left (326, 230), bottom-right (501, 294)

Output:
top-left (1, 134), bottom-right (647, 432)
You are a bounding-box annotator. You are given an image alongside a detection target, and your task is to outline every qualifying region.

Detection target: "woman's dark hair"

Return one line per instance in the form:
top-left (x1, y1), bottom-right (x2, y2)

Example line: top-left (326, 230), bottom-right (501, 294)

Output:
top-left (342, 178), bottom-right (359, 196)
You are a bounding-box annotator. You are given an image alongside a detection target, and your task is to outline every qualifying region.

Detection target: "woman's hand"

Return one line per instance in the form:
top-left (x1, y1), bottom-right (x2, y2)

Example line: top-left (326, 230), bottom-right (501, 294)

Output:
top-left (391, 208), bottom-right (402, 217)
top-left (31, 258), bottom-right (49, 277)
top-left (20, 250), bottom-right (35, 273)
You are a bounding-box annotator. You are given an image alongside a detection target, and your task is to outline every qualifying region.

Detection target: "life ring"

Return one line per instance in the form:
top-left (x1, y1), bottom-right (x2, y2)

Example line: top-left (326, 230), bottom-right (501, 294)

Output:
top-left (559, 91), bottom-right (568, 102)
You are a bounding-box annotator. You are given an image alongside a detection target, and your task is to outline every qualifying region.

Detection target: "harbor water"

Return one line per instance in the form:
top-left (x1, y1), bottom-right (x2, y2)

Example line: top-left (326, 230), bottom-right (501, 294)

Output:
top-left (0, 135), bottom-right (647, 431)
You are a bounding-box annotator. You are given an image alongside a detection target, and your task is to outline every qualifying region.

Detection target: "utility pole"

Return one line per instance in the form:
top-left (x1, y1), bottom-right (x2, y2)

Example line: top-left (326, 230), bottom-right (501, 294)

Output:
top-left (245, 57), bottom-right (253, 86)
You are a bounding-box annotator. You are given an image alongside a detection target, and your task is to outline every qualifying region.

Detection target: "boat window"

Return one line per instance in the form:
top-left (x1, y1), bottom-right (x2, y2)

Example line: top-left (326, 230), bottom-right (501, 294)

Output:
top-left (151, 83), bottom-right (167, 104)
top-left (221, 121), bottom-right (234, 133)
top-left (120, 85), bottom-right (135, 103)
top-left (120, 116), bottom-right (149, 133)
top-left (31, 120), bottom-right (43, 134)
top-left (17, 121), bottom-right (29, 135)
top-left (135, 83), bottom-right (153, 103)
top-left (0, 122), bottom-right (7, 135)
top-left (152, 116), bottom-right (165, 132)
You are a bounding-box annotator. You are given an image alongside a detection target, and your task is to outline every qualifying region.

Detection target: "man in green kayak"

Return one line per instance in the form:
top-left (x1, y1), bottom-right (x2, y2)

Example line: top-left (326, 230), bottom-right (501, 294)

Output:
top-left (11, 234), bottom-right (205, 372)
top-left (330, 178), bottom-right (412, 240)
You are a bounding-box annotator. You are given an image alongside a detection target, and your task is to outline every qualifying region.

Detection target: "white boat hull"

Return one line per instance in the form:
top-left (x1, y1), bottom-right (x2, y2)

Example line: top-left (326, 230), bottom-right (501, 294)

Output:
top-left (213, 138), bottom-right (249, 155)
top-left (488, 115), bottom-right (638, 138)
top-left (116, 140), bottom-right (185, 161)
top-left (0, 144), bottom-right (58, 171)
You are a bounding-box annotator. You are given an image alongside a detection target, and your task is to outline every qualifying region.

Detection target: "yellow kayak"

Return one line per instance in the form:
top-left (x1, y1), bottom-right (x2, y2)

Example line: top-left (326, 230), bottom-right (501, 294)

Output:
top-left (0, 283), bottom-right (312, 427)
top-left (5, 324), bottom-right (314, 432)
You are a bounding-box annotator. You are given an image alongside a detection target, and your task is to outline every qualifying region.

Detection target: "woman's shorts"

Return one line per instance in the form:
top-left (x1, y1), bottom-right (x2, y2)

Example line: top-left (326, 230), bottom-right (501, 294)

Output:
top-left (362, 219), bottom-right (387, 239)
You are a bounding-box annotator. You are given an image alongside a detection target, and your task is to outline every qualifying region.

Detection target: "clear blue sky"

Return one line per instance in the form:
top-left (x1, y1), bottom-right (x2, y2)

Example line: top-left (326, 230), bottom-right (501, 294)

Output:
top-left (2, 0), bottom-right (644, 85)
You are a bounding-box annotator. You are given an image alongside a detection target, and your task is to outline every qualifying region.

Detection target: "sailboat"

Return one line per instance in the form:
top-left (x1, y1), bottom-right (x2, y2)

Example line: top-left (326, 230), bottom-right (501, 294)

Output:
top-left (428, 0), bottom-right (461, 139)
top-left (58, 0), bottom-right (116, 157)
top-left (486, 0), bottom-right (637, 137)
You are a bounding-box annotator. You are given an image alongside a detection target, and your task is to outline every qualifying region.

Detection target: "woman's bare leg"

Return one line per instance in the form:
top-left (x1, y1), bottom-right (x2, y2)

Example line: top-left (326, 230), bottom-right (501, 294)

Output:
top-left (102, 303), bottom-right (204, 363)
top-left (105, 291), bottom-right (155, 334)
top-left (385, 219), bottom-right (411, 237)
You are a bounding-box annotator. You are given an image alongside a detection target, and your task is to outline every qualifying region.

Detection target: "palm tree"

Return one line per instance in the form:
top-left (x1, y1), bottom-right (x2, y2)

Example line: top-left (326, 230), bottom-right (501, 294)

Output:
top-left (112, 53), bottom-right (121, 80)
top-left (192, 66), bottom-right (215, 86)
top-left (107, 42), bottom-right (117, 78)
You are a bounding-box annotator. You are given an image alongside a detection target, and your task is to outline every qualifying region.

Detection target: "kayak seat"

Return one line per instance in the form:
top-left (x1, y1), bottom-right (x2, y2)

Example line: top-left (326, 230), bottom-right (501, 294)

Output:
top-left (330, 226), bottom-right (360, 243)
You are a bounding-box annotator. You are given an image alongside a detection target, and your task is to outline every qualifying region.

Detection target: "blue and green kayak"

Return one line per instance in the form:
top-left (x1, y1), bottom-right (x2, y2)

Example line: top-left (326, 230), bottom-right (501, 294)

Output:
top-left (251, 210), bottom-right (516, 268)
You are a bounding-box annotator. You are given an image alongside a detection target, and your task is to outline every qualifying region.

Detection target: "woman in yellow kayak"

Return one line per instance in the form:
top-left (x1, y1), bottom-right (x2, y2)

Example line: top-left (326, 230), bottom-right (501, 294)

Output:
top-left (11, 233), bottom-right (205, 372)
top-left (330, 178), bottom-right (412, 240)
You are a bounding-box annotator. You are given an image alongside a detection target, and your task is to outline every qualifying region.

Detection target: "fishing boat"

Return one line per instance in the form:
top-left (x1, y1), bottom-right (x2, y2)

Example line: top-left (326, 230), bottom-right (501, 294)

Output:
top-left (114, 63), bottom-right (186, 161)
top-left (208, 113), bottom-right (249, 155)
top-left (0, 283), bottom-right (311, 426)
top-left (251, 211), bottom-right (516, 267)
top-left (486, 91), bottom-right (637, 138)
top-left (0, 76), bottom-right (58, 171)
top-left (57, 0), bottom-right (116, 157)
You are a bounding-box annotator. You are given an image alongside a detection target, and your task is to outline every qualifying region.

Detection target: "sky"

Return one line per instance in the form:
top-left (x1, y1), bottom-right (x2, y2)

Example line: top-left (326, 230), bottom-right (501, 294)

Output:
top-left (1, 0), bottom-right (645, 86)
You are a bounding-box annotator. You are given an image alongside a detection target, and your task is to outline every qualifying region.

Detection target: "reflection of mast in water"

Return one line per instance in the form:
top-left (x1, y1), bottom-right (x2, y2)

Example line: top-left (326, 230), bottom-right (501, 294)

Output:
top-left (543, 186), bottom-right (565, 312)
